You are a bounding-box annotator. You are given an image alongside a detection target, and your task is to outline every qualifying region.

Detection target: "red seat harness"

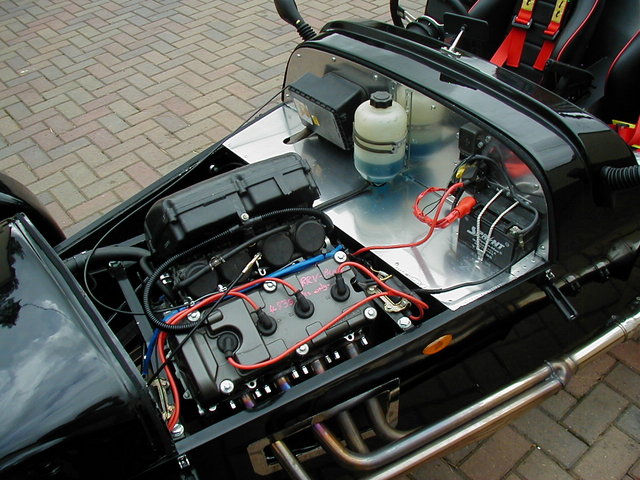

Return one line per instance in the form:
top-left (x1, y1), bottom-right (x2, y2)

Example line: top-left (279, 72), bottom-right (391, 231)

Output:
top-left (491, 0), bottom-right (571, 70)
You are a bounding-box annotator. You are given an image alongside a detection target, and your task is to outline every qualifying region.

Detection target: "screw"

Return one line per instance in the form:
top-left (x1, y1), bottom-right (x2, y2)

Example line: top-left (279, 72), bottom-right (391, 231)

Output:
top-left (240, 212), bottom-right (250, 221)
top-left (172, 423), bottom-right (185, 438)
top-left (331, 56), bottom-right (336, 62)
top-left (364, 307), bottom-right (378, 320)
top-left (296, 344), bottom-right (309, 356)
top-left (177, 454), bottom-right (190, 470)
top-left (219, 379), bottom-right (234, 395)
top-left (187, 311), bottom-right (201, 322)
top-left (397, 317), bottom-right (412, 329)
top-left (182, 390), bottom-right (192, 400)
top-left (263, 280), bottom-right (277, 293)
top-left (333, 250), bottom-right (347, 263)
top-left (367, 286), bottom-right (377, 295)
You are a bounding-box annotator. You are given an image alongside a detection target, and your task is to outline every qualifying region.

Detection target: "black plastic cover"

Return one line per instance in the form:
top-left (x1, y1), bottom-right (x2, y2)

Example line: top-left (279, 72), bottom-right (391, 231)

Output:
top-left (144, 153), bottom-right (320, 257)
top-left (289, 72), bottom-right (366, 150)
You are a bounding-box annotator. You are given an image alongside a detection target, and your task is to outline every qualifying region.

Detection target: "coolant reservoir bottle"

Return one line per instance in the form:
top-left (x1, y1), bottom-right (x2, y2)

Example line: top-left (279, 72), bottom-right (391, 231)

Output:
top-left (396, 85), bottom-right (445, 159)
top-left (353, 91), bottom-right (408, 184)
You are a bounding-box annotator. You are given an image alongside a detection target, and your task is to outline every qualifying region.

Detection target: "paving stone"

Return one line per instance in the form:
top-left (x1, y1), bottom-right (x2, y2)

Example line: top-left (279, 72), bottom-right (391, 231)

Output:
top-left (513, 407), bottom-right (588, 468)
top-left (50, 180), bottom-right (85, 209)
top-left (64, 161), bottom-right (97, 188)
top-left (407, 458), bottom-right (465, 480)
top-left (606, 363), bottom-right (640, 403)
top-left (517, 449), bottom-right (575, 480)
top-left (566, 353), bottom-right (617, 398)
top-left (610, 340), bottom-right (640, 373)
top-left (616, 405), bottom-right (640, 442)
top-left (460, 427), bottom-right (532, 480)
top-left (573, 427), bottom-right (639, 480)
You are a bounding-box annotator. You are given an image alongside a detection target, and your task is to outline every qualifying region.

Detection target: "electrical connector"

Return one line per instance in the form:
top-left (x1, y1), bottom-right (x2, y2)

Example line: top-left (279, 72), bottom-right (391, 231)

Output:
top-left (452, 196), bottom-right (477, 218)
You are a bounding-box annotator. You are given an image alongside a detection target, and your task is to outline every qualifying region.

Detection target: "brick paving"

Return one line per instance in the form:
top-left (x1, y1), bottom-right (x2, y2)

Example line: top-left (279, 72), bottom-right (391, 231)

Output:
top-left (1, 1), bottom-right (639, 478)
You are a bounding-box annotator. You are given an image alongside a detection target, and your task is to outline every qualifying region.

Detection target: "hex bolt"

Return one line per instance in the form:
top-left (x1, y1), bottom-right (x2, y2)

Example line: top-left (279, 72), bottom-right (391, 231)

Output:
top-left (240, 212), bottom-right (250, 221)
top-left (187, 311), bottom-right (201, 322)
top-left (219, 379), bottom-right (234, 395)
top-left (296, 344), bottom-right (309, 356)
top-left (171, 423), bottom-right (185, 439)
top-left (263, 280), bottom-right (277, 293)
top-left (364, 307), bottom-right (378, 320)
top-left (333, 250), bottom-right (347, 264)
top-left (397, 317), bottom-right (412, 330)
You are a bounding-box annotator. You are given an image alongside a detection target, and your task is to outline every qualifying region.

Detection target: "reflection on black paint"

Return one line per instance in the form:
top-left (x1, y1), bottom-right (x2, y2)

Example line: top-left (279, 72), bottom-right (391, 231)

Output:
top-left (0, 225), bottom-right (24, 328)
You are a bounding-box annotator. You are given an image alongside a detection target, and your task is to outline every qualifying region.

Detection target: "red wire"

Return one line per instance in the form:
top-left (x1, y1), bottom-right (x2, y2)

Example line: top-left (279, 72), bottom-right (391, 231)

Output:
top-left (337, 261), bottom-right (429, 319)
top-left (353, 182), bottom-right (464, 255)
top-left (227, 292), bottom-right (389, 370)
top-left (157, 259), bottom-right (428, 426)
top-left (156, 289), bottom-right (263, 430)
top-left (228, 261), bottom-right (430, 371)
top-left (413, 183), bottom-right (466, 228)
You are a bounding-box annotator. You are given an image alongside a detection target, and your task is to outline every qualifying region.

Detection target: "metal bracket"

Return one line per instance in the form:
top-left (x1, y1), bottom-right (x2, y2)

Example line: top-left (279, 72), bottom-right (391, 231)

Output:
top-left (540, 270), bottom-right (578, 321)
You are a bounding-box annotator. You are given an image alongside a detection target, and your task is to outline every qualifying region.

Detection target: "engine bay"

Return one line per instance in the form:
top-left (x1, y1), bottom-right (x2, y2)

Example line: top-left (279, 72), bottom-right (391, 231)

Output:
top-left (70, 40), bottom-right (555, 442)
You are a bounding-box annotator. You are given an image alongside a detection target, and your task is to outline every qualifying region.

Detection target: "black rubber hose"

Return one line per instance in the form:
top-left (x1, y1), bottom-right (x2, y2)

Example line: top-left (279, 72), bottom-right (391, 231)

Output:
top-left (143, 207), bottom-right (333, 332)
top-left (601, 165), bottom-right (640, 190)
top-left (140, 256), bottom-right (178, 302)
top-left (176, 224), bottom-right (290, 289)
top-left (64, 246), bottom-right (150, 274)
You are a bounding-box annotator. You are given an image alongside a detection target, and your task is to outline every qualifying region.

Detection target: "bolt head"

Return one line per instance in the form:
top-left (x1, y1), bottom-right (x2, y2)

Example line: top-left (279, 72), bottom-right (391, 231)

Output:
top-left (219, 379), bottom-right (234, 394)
top-left (263, 280), bottom-right (277, 293)
top-left (397, 317), bottom-right (412, 329)
top-left (333, 251), bottom-right (347, 263)
top-left (171, 423), bottom-right (185, 438)
top-left (187, 311), bottom-right (201, 322)
top-left (364, 307), bottom-right (378, 320)
top-left (296, 344), bottom-right (309, 356)
top-left (240, 212), bottom-right (250, 221)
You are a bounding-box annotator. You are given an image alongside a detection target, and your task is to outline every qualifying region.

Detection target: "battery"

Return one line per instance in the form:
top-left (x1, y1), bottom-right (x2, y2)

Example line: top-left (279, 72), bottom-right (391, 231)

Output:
top-left (457, 189), bottom-right (540, 268)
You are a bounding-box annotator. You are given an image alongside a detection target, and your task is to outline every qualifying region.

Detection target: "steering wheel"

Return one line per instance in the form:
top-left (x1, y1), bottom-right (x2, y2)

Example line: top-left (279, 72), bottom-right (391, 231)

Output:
top-left (390, 0), bottom-right (406, 27)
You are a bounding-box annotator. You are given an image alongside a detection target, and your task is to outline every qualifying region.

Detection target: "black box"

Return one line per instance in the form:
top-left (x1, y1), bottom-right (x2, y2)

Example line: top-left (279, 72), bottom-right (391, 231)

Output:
top-left (289, 72), bottom-right (366, 150)
top-left (458, 189), bottom-right (540, 268)
top-left (144, 153), bottom-right (319, 257)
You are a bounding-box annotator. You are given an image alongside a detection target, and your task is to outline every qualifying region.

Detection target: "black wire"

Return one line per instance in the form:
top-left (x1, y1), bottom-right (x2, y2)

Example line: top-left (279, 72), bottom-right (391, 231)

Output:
top-left (142, 207), bottom-right (333, 333)
top-left (81, 163), bottom-right (199, 316)
top-left (176, 224), bottom-right (290, 289)
top-left (316, 181), bottom-right (371, 211)
top-left (418, 256), bottom-right (520, 294)
top-left (145, 268), bottom-right (246, 385)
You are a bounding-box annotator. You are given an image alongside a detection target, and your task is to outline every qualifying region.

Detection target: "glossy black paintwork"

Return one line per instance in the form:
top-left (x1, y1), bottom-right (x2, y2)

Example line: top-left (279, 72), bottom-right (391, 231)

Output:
top-left (4, 18), bottom-right (638, 480)
top-left (0, 216), bottom-right (173, 479)
top-left (0, 173), bottom-right (65, 246)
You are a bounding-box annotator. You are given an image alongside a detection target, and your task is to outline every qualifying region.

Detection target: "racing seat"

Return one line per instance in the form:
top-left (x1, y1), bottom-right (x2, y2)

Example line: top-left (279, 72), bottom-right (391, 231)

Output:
top-left (466, 0), bottom-right (605, 84)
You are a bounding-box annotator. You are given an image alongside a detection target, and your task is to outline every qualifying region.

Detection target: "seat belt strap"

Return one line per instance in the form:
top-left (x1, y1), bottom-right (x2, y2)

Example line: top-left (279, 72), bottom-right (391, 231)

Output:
top-left (533, 0), bottom-right (571, 70)
top-left (491, 0), bottom-right (536, 68)
top-left (612, 117), bottom-right (640, 149)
